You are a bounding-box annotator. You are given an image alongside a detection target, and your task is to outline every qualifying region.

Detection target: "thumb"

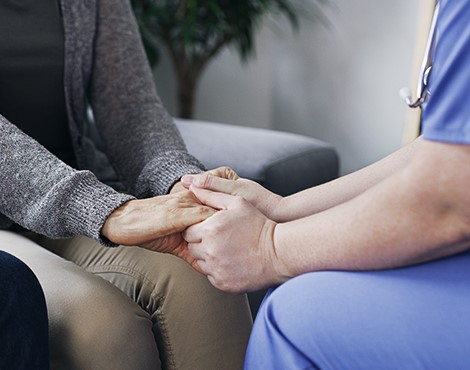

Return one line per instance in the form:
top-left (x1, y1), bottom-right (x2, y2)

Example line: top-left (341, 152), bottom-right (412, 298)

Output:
top-left (189, 185), bottom-right (238, 210)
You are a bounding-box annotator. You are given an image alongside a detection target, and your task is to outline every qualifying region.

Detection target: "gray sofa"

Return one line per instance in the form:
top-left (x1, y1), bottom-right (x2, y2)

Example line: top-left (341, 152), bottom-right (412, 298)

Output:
top-left (176, 119), bottom-right (339, 196)
top-left (175, 119), bottom-right (339, 316)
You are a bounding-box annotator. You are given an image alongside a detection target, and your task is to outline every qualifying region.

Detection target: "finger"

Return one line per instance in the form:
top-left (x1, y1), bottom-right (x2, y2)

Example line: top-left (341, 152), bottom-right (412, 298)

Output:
top-left (187, 242), bottom-right (206, 260)
top-left (190, 259), bottom-right (206, 275)
top-left (182, 223), bottom-right (204, 243)
top-left (208, 166), bottom-right (240, 181)
top-left (189, 185), bottom-right (239, 210)
top-left (167, 205), bottom-right (216, 234)
top-left (195, 259), bottom-right (210, 276)
top-left (181, 173), bottom-right (238, 194)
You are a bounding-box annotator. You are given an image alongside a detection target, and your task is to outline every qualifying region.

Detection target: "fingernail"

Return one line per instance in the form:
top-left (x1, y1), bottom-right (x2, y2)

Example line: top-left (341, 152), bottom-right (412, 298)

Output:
top-left (181, 175), bottom-right (194, 185)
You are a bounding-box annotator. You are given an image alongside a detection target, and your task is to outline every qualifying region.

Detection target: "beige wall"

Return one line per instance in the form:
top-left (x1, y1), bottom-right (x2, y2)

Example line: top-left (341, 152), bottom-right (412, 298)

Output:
top-left (154, 0), bottom-right (421, 175)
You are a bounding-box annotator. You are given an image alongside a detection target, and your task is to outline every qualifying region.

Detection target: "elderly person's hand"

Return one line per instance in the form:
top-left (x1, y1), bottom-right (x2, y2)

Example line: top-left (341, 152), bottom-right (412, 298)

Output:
top-left (101, 191), bottom-right (216, 268)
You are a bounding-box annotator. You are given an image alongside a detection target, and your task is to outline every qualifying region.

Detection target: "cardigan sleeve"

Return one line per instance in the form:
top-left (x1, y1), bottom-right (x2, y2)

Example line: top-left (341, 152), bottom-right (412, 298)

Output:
top-left (0, 115), bottom-right (134, 246)
top-left (89, 0), bottom-right (205, 198)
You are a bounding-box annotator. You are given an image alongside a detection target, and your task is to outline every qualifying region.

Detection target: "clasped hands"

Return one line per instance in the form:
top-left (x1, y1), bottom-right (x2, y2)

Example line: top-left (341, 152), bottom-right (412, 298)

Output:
top-left (102, 167), bottom-right (289, 292)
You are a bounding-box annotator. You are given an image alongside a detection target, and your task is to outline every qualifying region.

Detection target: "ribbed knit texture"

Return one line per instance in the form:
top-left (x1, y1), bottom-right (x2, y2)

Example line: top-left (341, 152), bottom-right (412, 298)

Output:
top-left (0, 0), bottom-right (204, 245)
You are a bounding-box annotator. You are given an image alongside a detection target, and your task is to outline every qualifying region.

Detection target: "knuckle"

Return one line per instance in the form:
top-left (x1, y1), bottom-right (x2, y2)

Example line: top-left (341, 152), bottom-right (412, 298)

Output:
top-left (217, 280), bottom-right (240, 294)
top-left (213, 276), bottom-right (229, 291)
top-left (206, 222), bottom-right (222, 236)
top-left (203, 174), bottom-right (213, 188)
top-left (197, 173), bottom-right (212, 188)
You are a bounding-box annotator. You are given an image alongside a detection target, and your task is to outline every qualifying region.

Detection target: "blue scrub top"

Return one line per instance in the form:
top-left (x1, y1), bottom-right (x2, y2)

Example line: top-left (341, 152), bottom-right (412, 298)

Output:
top-left (421, 0), bottom-right (470, 144)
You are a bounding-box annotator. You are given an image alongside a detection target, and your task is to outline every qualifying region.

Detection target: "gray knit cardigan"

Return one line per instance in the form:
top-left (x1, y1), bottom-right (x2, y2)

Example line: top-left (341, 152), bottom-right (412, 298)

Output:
top-left (0, 0), bottom-right (204, 245)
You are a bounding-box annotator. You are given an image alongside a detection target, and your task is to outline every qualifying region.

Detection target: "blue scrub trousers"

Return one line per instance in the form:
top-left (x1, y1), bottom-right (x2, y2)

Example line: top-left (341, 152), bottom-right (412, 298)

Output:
top-left (0, 251), bottom-right (49, 370)
top-left (245, 251), bottom-right (470, 369)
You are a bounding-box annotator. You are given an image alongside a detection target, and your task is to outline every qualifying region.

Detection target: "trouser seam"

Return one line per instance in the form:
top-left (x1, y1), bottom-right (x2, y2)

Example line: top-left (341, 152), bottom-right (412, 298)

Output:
top-left (85, 264), bottom-right (178, 370)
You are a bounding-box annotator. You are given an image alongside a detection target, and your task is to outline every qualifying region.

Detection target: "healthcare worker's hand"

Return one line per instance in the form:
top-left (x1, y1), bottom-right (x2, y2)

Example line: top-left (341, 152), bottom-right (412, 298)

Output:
top-left (181, 169), bottom-right (282, 221)
top-left (183, 185), bottom-right (290, 293)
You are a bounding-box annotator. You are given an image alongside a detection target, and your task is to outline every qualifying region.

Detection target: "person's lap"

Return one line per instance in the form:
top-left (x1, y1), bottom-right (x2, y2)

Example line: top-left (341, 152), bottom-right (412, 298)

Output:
top-left (0, 230), bottom-right (160, 370)
top-left (39, 234), bottom-right (253, 370)
top-left (0, 230), bottom-right (252, 370)
top-left (245, 250), bottom-right (470, 370)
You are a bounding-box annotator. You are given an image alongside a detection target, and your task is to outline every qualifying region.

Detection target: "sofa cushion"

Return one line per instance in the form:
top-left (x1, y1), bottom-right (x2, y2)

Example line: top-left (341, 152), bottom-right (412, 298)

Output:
top-left (175, 118), bottom-right (339, 196)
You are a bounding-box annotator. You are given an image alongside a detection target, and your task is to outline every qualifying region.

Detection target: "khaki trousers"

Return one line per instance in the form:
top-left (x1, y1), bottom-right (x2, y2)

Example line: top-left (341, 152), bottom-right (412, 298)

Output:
top-left (0, 231), bottom-right (252, 370)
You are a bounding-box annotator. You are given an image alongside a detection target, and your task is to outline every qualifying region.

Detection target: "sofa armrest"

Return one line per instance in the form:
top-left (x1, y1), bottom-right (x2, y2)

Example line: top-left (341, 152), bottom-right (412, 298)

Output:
top-left (175, 118), bottom-right (339, 196)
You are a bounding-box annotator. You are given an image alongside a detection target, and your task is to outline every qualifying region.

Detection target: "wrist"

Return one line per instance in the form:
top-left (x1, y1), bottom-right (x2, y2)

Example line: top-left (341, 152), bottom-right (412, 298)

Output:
top-left (169, 180), bottom-right (185, 194)
top-left (263, 221), bottom-right (292, 285)
top-left (101, 199), bottom-right (135, 243)
top-left (266, 194), bottom-right (283, 222)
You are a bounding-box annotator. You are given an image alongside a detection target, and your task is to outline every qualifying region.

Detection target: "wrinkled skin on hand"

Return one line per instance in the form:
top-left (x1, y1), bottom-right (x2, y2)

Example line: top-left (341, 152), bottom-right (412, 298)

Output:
top-left (101, 191), bottom-right (215, 267)
top-left (101, 167), bottom-right (240, 269)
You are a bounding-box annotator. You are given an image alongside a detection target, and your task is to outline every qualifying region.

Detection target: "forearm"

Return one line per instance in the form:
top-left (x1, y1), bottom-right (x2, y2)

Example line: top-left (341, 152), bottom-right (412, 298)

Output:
top-left (0, 118), bottom-right (133, 244)
top-left (90, 0), bottom-right (204, 197)
top-left (274, 142), bottom-right (470, 279)
top-left (273, 137), bottom-right (422, 222)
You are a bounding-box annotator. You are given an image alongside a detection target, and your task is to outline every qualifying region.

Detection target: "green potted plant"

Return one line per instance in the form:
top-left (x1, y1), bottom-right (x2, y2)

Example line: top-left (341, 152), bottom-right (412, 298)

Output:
top-left (131, 0), bottom-right (325, 119)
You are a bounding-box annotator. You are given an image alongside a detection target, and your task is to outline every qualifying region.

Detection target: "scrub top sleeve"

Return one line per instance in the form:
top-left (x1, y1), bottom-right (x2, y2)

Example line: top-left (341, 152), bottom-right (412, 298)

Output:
top-left (421, 0), bottom-right (470, 144)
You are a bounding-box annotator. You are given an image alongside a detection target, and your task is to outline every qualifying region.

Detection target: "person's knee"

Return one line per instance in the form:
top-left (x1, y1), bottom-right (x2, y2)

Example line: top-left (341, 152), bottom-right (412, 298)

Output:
top-left (257, 273), bottom-right (330, 332)
top-left (0, 250), bottom-right (39, 287)
top-left (49, 276), bottom-right (159, 370)
top-left (0, 250), bottom-right (47, 314)
top-left (140, 252), bottom-right (248, 313)
top-left (258, 271), bottom-right (362, 332)
top-left (131, 253), bottom-right (251, 370)
top-left (253, 270), bottom-right (442, 370)
top-left (252, 272), bottom-right (355, 364)
top-left (0, 251), bottom-right (49, 369)
top-left (65, 289), bottom-right (149, 348)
